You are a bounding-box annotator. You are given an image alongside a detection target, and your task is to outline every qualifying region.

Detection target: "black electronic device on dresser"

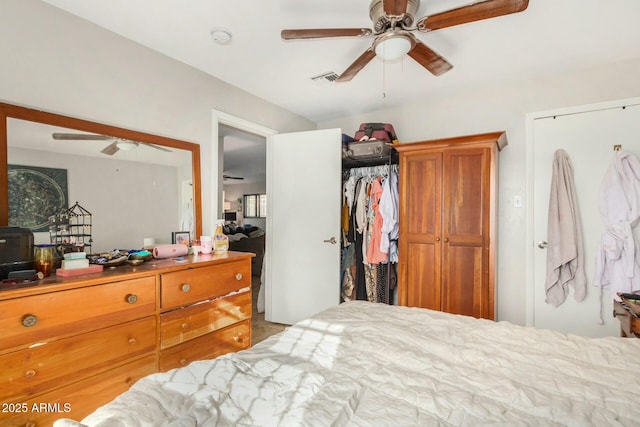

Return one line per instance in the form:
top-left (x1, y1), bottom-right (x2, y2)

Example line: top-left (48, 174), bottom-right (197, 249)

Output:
top-left (0, 227), bottom-right (34, 280)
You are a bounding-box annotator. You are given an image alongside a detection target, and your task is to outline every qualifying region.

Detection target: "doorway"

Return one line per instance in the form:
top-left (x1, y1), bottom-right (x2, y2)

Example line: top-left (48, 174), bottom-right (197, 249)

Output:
top-left (212, 110), bottom-right (284, 343)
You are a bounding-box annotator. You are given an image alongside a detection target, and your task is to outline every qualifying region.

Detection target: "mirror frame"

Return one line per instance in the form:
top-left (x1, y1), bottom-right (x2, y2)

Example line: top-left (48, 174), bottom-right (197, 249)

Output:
top-left (0, 102), bottom-right (202, 239)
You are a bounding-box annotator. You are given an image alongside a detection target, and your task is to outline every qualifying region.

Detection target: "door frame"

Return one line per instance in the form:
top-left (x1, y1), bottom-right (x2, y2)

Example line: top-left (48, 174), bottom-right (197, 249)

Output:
top-left (211, 110), bottom-right (277, 228)
top-left (524, 96), bottom-right (640, 326)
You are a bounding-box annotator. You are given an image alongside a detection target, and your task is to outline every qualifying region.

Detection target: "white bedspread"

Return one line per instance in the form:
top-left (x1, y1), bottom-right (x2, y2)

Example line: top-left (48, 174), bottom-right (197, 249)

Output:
top-left (56, 301), bottom-right (640, 426)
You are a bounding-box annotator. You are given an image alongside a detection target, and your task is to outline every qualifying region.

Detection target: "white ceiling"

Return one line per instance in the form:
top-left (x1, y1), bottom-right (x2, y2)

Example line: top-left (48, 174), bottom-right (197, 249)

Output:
top-left (37, 0), bottom-right (640, 181)
top-left (40, 0), bottom-right (640, 124)
top-left (220, 125), bottom-right (266, 185)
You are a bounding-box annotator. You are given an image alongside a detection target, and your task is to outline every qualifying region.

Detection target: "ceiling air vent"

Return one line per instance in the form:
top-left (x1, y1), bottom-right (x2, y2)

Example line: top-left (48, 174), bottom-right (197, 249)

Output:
top-left (310, 71), bottom-right (340, 84)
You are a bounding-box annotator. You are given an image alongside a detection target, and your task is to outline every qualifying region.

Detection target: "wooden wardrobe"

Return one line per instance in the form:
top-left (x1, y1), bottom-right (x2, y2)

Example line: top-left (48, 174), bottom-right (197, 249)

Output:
top-left (394, 131), bottom-right (506, 320)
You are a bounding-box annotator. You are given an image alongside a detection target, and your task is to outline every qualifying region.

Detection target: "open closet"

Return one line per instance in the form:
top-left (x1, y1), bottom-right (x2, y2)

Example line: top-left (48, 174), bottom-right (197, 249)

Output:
top-left (341, 150), bottom-right (399, 305)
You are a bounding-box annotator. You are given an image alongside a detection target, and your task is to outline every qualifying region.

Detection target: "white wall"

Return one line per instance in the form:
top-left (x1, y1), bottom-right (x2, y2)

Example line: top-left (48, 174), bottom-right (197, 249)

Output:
top-left (0, 0), bottom-right (316, 236)
top-left (320, 57), bottom-right (640, 327)
top-left (10, 147), bottom-right (179, 252)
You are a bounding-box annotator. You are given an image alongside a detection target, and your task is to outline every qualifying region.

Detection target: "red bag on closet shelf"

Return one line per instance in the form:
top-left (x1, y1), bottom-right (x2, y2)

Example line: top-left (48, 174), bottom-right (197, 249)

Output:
top-left (354, 123), bottom-right (398, 143)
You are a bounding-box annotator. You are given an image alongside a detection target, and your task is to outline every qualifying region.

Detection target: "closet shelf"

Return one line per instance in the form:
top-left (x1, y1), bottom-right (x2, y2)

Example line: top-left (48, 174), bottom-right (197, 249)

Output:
top-left (341, 149), bottom-right (398, 169)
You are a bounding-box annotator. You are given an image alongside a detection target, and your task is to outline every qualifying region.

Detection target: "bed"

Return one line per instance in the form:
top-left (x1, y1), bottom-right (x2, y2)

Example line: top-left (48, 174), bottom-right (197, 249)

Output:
top-left (55, 301), bottom-right (640, 426)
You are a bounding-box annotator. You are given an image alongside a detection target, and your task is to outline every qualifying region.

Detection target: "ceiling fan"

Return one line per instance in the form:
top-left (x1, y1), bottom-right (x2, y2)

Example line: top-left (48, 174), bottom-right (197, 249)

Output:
top-left (281, 0), bottom-right (529, 82)
top-left (223, 173), bottom-right (244, 181)
top-left (51, 132), bottom-right (172, 156)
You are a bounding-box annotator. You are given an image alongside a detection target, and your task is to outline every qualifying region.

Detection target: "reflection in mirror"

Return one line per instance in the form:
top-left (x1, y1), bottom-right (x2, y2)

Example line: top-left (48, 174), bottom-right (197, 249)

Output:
top-left (2, 106), bottom-right (201, 253)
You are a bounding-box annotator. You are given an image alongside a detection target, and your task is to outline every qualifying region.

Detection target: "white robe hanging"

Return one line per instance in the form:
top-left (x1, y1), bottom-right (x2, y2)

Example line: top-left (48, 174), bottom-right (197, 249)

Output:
top-left (379, 171), bottom-right (399, 263)
top-left (545, 149), bottom-right (587, 307)
top-left (593, 150), bottom-right (640, 299)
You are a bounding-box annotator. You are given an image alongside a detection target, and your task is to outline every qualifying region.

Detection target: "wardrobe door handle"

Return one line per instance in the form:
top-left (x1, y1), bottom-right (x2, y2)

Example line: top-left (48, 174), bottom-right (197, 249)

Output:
top-left (443, 238), bottom-right (449, 243)
top-left (435, 237), bottom-right (441, 242)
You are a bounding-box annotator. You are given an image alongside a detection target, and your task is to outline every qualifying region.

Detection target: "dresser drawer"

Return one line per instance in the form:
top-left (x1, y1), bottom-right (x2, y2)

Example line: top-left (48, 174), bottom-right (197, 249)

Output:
top-left (0, 355), bottom-right (156, 427)
top-left (0, 316), bottom-right (156, 402)
top-left (160, 291), bottom-right (251, 349)
top-left (160, 260), bottom-right (250, 310)
top-left (0, 276), bottom-right (156, 353)
top-left (159, 319), bottom-right (251, 372)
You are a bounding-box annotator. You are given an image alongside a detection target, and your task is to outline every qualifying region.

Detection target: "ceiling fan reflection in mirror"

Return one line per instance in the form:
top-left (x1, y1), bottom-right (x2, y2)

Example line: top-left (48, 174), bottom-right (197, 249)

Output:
top-left (281, 0), bottom-right (529, 82)
top-left (51, 132), bottom-right (172, 156)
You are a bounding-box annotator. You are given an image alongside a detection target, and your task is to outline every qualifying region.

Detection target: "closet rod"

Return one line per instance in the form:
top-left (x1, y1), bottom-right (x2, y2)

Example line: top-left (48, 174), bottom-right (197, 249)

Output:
top-left (348, 163), bottom-right (398, 178)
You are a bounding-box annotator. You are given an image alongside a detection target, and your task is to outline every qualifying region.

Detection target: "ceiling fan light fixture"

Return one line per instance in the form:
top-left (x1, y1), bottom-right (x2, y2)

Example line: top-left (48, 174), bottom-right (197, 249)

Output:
top-left (115, 140), bottom-right (138, 151)
top-left (374, 34), bottom-right (412, 62)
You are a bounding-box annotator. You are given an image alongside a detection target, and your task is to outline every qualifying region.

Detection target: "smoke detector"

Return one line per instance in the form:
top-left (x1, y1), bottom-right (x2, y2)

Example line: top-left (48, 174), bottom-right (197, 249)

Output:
top-left (210, 28), bottom-right (232, 45)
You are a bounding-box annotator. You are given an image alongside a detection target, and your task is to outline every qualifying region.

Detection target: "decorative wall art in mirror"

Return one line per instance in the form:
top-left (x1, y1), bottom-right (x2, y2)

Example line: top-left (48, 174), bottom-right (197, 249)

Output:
top-left (0, 102), bottom-right (202, 253)
top-left (8, 164), bottom-right (68, 232)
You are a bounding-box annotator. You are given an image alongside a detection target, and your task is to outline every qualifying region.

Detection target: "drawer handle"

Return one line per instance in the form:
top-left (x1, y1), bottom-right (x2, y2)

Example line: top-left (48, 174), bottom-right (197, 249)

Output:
top-left (128, 338), bottom-right (137, 346)
top-left (234, 335), bottom-right (245, 344)
top-left (26, 423), bottom-right (36, 427)
top-left (235, 273), bottom-right (243, 281)
top-left (25, 369), bottom-right (36, 378)
top-left (126, 294), bottom-right (138, 304)
top-left (181, 283), bottom-right (191, 292)
top-left (180, 358), bottom-right (188, 366)
top-left (181, 323), bottom-right (190, 330)
top-left (22, 314), bottom-right (38, 328)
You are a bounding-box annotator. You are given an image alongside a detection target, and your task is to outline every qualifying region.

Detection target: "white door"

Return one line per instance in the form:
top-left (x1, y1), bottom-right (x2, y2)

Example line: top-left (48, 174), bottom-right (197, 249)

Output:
top-left (531, 100), bottom-right (640, 337)
top-left (265, 128), bottom-right (342, 325)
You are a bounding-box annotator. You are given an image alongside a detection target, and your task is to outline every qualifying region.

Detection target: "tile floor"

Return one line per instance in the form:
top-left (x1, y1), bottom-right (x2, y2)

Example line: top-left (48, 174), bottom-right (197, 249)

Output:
top-left (251, 275), bottom-right (287, 345)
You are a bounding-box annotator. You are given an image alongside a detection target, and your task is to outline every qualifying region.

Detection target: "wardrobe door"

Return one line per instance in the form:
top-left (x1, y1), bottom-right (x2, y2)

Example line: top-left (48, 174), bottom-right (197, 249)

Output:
top-left (399, 151), bottom-right (442, 309)
top-left (441, 147), bottom-right (491, 318)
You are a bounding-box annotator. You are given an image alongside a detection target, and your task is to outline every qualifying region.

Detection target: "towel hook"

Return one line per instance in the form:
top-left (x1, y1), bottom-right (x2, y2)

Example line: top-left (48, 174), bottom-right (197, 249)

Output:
top-left (614, 144), bottom-right (622, 151)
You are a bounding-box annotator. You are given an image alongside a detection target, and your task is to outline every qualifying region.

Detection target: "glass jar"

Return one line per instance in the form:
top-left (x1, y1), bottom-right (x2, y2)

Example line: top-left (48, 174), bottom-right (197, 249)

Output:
top-left (34, 244), bottom-right (60, 277)
top-left (200, 236), bottom-right (212, 254)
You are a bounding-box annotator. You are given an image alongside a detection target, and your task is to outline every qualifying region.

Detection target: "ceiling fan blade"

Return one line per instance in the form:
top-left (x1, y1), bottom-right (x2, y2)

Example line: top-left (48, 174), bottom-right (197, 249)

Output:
top-left (417, 0), bottom-right (529, 32)
top-left (281, 28), bottom-right (372, 40)
top-left (383, 0), bottom-right (409, 17)
top-left (52, 132), bottom-right (112, 140)
top-left (336, 48), bottom-right (377, 82)
top-left (141, 142), bottom-right (172, 153)
top-left (101, 142), bottom-right (119, 155)
top-left (407, 37), bottom-right (453, 76)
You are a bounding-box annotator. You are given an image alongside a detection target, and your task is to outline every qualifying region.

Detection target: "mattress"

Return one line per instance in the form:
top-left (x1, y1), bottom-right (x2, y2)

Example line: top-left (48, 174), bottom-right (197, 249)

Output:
top-left (55, 301), bottom-right (640, 426)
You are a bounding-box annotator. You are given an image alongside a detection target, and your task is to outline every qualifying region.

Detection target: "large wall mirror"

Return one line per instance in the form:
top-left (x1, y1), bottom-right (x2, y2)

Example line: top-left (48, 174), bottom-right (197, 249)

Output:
top-left (0, 102), bottom-right (202, 253)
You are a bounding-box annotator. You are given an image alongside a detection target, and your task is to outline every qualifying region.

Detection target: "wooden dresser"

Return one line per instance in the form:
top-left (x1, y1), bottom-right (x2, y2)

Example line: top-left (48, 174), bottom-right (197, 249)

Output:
top-left (0, 251), bottom-right (253, 427)
top-left (394, 132), bottom-right (506, 320)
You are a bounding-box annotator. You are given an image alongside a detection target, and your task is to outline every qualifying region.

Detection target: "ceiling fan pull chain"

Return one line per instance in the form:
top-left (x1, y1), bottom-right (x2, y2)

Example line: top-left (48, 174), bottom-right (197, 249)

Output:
top-left (382, 56), bottom-right (387, 100)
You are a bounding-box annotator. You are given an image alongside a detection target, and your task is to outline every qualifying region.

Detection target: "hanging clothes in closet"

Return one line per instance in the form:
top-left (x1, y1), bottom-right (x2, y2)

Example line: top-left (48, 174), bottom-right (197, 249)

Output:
top-left (341, 164), bottom-right (399, 304)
